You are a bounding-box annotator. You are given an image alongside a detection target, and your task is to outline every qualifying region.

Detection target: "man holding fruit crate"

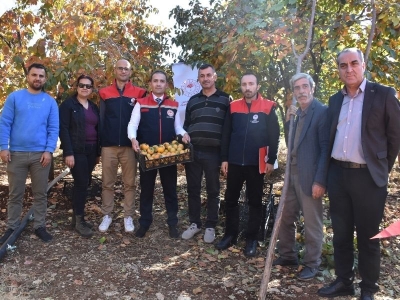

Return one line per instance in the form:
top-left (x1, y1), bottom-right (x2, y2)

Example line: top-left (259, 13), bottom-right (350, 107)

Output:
top-left (128, 70), bottom-right (185, 238)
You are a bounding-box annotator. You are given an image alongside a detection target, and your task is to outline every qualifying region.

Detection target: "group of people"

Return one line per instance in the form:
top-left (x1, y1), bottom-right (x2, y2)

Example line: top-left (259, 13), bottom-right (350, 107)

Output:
top-left (273, 48), bottom-right (400, 300)
top-left (0, 47), bottom-right (399, 300)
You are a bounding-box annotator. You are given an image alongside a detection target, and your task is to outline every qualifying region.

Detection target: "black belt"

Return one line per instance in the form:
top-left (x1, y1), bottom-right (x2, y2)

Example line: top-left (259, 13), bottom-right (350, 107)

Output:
top-left (332, 158), bottom-right (367, 169)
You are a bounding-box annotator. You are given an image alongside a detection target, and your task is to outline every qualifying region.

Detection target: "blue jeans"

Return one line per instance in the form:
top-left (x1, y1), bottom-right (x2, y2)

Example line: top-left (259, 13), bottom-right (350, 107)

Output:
top-left (185, 148), bottom-right (221, 229)
top-left (70, 144), bottom-right (98, 216)
top-left (138, 165), bottom-right (178, 228)
top-left (7, 152), bottom-right (51, 230)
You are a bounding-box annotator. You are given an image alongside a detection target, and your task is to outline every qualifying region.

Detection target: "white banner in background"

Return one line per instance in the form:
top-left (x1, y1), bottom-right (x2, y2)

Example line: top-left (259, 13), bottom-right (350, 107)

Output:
top-left (172, 63), bottom-right (201, 126)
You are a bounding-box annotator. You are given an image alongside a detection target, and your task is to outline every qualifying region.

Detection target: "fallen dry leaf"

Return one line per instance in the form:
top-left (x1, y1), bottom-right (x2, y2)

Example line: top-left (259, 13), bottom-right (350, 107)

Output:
top-left (198, 261), bottom-right (207, 267)
top-left (193, 287), bottom-right (202, 294)
top-left (223, 280), bottom-right (235, 288)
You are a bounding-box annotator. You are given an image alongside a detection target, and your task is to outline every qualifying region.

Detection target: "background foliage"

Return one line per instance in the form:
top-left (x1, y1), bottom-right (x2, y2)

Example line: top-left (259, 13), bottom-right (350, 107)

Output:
top-left (0, 0), bottom-right (399, 112)
top-left (0, 0), bottom-right (170, 103)
top-left (170, 0), bottom-right (399, 119)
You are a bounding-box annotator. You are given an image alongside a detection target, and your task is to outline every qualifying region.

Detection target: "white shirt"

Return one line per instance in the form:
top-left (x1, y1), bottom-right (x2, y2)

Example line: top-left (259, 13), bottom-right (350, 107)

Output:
top-left (331, 78), bottom-right (366, 163)
top-left (127, 93), bottom-right (185, 140)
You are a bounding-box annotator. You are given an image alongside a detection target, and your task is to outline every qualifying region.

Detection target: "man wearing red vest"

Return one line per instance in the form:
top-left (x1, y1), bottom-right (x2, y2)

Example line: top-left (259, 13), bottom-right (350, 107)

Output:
top-left (98, 59), bottom-right (146, 233)
top-left (128, 70), bottom-right (182, 238)
top-left (216, 72), bottom-right (280, 257)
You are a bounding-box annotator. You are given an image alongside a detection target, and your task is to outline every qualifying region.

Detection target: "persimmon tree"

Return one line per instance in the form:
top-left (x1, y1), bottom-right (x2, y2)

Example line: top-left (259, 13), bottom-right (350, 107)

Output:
top-left (0, 0), bottom-right (170, 104)
top-left (171, 0), bottom-right (400, 111)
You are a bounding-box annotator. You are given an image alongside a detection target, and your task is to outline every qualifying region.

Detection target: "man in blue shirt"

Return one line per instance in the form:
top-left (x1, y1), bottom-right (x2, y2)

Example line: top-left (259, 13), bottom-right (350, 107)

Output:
top-left (0, 63), bottom-right (59, 243)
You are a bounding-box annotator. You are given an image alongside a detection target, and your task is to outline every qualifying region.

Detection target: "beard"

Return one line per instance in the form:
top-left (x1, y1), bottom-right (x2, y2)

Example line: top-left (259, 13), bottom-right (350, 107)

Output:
top-left (29, 81), bottom-right (44, 91)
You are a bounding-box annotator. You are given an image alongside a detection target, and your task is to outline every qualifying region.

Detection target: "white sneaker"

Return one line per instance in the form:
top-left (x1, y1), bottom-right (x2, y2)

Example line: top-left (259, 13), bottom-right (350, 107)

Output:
top-left (124, 216), bottom-right (134, 233)
top-left (98, 215), bottom-right (112, 232)
top-left (181, 223), bottom-right (201, 240)
top-left (204, 228), bottom-right (215, 243)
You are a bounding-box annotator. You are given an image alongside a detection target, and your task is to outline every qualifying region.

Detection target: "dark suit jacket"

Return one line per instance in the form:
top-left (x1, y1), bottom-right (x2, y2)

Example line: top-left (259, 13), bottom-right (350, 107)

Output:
top-left (285, 99), bottom-right (329, 197)
top-left (327, 80), bottom-right (400, 187)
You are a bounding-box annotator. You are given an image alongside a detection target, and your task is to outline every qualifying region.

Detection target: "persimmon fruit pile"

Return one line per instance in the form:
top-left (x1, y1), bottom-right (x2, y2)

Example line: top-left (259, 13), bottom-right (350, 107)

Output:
top-left (139, 140), bottom-right (188, 160)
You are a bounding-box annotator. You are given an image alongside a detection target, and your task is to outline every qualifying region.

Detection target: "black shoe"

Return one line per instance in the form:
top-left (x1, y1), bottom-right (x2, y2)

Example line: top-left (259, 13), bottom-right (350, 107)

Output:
top-left (215, 235), bottom-right (237, 250)
top-left (71, 214), bottom-right (93, 229)
top-left (135, 226), bottom-right (148, 238)
top-left (298, 266), bottom-right (318, 281)
top-left (34, 227), bottom-right (53, 242)
top-left (317, 278), bottom-right (355, 298)
top-left (169, 226), bottom-right (179, 239)
top-left (244, 239), bottom-right (258, 257)
top-left (360, 290), bottom-right (374, 300)
top-left (0, 228), bottom-right (14, 244)
top-left (272, 256), bottom-right (299, 266)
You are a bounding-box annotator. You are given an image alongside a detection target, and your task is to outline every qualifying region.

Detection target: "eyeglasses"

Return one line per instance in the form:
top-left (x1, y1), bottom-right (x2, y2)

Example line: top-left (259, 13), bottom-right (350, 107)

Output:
top-left (116, 67), bottom-right (130, 72)
top-left (78, 83), bottom-right (93, 89)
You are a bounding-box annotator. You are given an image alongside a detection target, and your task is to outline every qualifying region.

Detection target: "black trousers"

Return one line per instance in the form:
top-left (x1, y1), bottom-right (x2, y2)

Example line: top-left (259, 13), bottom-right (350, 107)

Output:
top-left (328, 163), bottom-right (387, 293)
top-left (70, 144), bottom-right (97, 216)
top-left (138, 165), bottom-right (178, 229)
top-left (185, 148), bottom-right (221, 229)
top-left (224, 164), bottom-right (264, 240)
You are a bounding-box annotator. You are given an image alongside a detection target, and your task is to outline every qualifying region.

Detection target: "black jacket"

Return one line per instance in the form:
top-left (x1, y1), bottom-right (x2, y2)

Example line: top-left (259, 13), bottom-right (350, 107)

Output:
top-left (99, 81), bottom-right (146, 147)
top-left (59, 96), bottom-right (100, 156)
top-left (221, 94), bottom-right (280, 166)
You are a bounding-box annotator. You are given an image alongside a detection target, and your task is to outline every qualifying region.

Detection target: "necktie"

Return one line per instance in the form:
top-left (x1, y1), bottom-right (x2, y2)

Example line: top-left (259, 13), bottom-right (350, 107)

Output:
top-left (156, 98), bottom-right (162, 105)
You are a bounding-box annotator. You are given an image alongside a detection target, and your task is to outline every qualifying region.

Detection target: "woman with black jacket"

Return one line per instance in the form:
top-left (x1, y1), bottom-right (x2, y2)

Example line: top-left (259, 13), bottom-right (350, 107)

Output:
top-left (59, 75), bottom-right (100, 238)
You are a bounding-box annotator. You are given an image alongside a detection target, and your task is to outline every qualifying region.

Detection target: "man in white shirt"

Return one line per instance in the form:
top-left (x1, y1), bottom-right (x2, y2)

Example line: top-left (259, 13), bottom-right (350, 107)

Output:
top-left (128, 70), bottom-right (184, 238)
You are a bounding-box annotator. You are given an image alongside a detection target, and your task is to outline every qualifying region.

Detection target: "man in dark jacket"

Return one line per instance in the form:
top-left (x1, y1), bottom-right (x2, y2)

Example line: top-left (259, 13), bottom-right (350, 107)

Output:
top-left (98, 59), bottom-right (146, 233)
top-left (128, 70), bottom-right (181, 238)
top-left (180, 64), bottom-right (231, 244)
top-left (318, 48), bottom-right (400, 300)
top-left (216, 72), bottom-right (280, 257)
top-left (273, 73), bottom-right (329, 281)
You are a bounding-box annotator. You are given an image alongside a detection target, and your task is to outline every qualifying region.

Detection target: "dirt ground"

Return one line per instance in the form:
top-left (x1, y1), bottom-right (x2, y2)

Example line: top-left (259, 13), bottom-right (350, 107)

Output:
top-left (0, 150), bottom-right (399, 300)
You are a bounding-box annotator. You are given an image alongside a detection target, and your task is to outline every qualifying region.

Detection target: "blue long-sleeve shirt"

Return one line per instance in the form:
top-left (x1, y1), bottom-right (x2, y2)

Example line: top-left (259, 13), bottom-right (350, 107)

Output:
top-left (0, 89), bottom-right (59, 153)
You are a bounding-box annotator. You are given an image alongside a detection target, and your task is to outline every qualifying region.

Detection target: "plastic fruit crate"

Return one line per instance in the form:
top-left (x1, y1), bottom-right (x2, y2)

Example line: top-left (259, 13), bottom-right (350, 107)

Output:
top-left (136, 143), bottom-right (193, 171)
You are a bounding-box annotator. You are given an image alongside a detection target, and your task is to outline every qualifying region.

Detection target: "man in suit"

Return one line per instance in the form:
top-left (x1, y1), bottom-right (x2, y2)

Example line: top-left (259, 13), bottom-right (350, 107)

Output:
top-left (273, 73), bottom-right (329, 281)
top-left (318, 48), bottom-right (400, 300)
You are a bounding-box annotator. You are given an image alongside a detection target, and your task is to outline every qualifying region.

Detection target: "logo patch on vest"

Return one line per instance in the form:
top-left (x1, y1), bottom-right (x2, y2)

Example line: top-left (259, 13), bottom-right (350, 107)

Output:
top-left (250, 114), bottom-right (259, 124)
top-left (167, 109), bottom-right (175, 118)
top-left (129, 98), bottom-right (136, 106)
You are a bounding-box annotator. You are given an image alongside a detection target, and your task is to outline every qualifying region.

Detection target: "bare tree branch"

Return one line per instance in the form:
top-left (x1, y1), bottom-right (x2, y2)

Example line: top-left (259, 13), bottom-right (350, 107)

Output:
top-left (365, 0), bottom-right (376, 66)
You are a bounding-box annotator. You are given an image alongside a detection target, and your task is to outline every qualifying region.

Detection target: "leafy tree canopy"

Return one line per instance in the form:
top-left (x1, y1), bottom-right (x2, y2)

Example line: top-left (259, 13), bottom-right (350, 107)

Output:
top-left (0, 0), bottom-right (171, 104)
top-left (170, 0), bottom-right (399, 118)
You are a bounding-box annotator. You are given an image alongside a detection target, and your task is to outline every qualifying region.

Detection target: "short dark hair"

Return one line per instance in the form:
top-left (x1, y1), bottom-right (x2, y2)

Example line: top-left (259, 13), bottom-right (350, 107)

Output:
top-left (198, 63), bottom-right (215, 73)
top-left (27, 63), bottom-right (47, 75)
top-left (242, 71), bottom-right (259, 85)
top-left (336, 48), bottom-right (364, 65)
top-left (77, 74), bottom-right (94, 86)
top-left (150, 70), bottom-right (167, 81)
